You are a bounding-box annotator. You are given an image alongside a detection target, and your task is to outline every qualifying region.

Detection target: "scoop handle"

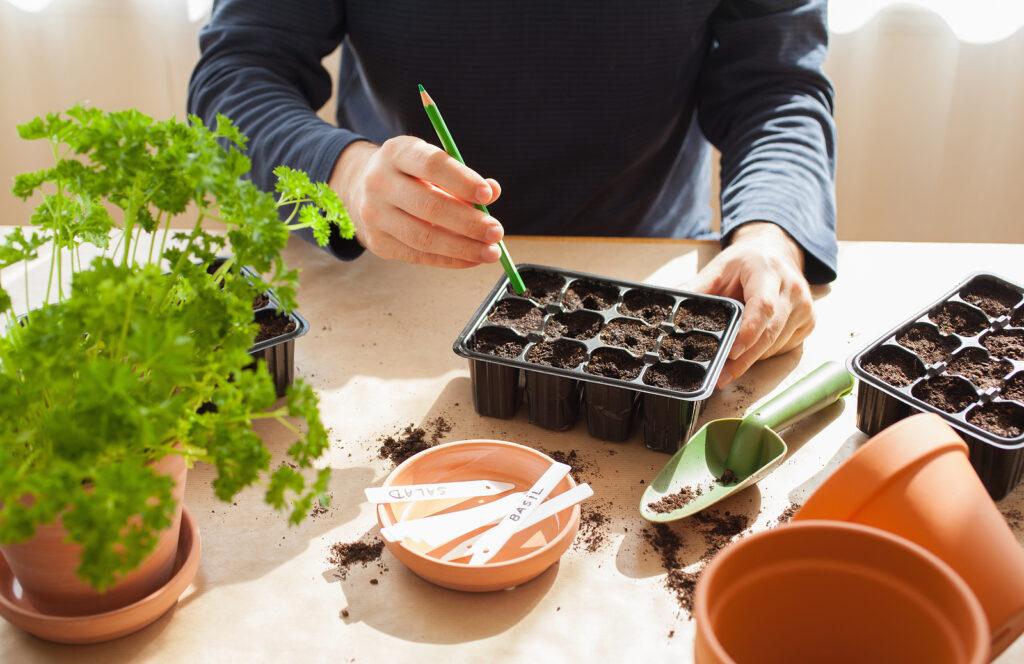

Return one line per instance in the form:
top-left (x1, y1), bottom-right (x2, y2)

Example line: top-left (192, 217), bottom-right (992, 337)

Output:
top-left (724, 361), bottom-right (855, 478)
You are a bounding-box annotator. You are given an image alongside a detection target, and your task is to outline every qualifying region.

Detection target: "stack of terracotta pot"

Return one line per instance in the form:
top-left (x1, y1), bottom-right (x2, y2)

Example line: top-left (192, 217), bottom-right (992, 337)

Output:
top-left (694, 413), bottom-right (1024, 664)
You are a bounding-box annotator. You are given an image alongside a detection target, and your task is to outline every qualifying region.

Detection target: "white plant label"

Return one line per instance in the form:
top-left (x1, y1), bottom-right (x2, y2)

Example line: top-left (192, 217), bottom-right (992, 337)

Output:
top-left (364, 480), bottom-right (515, 504)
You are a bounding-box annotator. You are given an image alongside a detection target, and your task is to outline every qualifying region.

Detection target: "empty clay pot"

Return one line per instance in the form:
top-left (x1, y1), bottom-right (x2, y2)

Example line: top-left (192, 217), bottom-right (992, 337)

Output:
top-left (794, 413), bottom-right (1024, 657)
top-left (694, 520), bottom-right (989, 664)
top-left (0, 451), bottom-right (187, 616)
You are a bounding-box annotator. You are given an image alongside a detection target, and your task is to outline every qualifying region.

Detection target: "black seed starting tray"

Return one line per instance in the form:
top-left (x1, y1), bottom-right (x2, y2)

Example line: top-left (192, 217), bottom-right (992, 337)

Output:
top-left (849, 272), bottom-right (1024, 499)
top-left (453, 265), bottom-right (743, 452)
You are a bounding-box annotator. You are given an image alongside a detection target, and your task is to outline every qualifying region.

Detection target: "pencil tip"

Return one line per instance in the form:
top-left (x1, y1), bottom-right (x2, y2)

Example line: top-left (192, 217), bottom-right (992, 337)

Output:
top-left (419, 85), bottom-right (433, 107)
top-left (417, 83), bottom-right (425, 92)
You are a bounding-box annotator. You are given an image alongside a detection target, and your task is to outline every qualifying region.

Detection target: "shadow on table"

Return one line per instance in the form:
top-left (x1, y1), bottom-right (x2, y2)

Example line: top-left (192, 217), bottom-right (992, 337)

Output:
top-left (324, 524), bottom-right (556, 644)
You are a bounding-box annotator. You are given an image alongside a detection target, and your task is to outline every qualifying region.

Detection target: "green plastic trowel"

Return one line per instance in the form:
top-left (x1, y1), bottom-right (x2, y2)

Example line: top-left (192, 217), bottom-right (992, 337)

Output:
top-left (639, 361), bottom-right (855, 522)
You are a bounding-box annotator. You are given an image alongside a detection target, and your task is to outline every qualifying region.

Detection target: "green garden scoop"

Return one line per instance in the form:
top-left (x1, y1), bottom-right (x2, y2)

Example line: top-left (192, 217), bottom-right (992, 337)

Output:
top-left (640, 361), bottom-right (855, 522)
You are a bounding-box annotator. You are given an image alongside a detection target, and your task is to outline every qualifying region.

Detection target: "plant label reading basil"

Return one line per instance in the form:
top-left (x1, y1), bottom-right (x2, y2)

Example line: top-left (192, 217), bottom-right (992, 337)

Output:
top-left (468, 462), bottom-right (571, 565)
top-left (364, 480), bottom-right (516, 504)
top-left (440, 483), bottom-right (594, 562)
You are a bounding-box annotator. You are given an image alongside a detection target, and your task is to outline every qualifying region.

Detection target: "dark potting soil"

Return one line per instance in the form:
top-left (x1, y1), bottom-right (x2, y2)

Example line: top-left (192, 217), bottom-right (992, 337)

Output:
top-left (1014, 307), bottom-right (1024, 327)
top-left (468, 327), bottom-right (527, 359)
top-left (643, 361), bottom-right (705, 392)
top-left (773, 503), bottom-right (801, 526)
top-left (647, 485), bottom-right (703, 513)
top-left (544, 310), bottom-right (603, 341)
top-left (645, 508), bottom-right (752, 617)
top-left (960, 278), bottom-right (1021, 318)
top-left (562, 279), bottom-right (619, 311)
top-left (1002, 507), bottom-right (1024, 532)
top-left (618, 289), bottom-right (674, 324)
top-left (982, 329), bottom-right (1024, 361)
top-left (659, 332), bottom-right (719, 363)
top-left (896, 324), bottom-right (958, 365)
top-left (526, 339), bottom-right (587, 369)
top-left (1004, 374), bottom-right (1024, 403)
top-left (513, 270), bottom-right (564, 305)
top-left (929, 301), bottom-right (988, 337)
top-left (912, 375), bottom-right (977, 414)
top-left (487, 299), bottom-right (545, 334)
top-left (860, 345), bottom-right (923, 388)
top-left (254, 311), bottom-right (297, 344)
top-left (967, 402), bottom-right (1024, 438)
top-left (585, 347), bottom-right (644, 380)
top-left (600, 318), bottom-right (661, 355)
top-left (377, 417), bottom-right (454, 466)
top-left (674, 299), bottom-right (732, 332)
top-left (575, 504), bottom-right (611, 553)
top-left (327, 538), bottom-right (385, 580)
top-left (253, 292), bottom-right (270, 310)
top-left (947, 348), bottom-right (1012, 390)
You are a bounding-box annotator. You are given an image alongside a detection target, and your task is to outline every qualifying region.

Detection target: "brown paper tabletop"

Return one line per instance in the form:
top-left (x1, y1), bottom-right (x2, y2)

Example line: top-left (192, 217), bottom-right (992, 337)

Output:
top-left (2, 236), bottom-right (1023, 662)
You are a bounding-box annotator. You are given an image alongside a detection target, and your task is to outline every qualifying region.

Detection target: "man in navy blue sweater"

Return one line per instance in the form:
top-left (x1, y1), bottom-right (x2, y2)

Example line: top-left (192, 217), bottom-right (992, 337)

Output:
top-left (188, 1), bottom-right (837, 385)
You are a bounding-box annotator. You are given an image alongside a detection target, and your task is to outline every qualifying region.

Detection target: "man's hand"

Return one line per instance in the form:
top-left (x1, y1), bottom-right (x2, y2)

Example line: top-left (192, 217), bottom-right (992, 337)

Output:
top-left (685, 222), bottom-right (815, 387)
top-left (328, 136), bottom-right (505, 267)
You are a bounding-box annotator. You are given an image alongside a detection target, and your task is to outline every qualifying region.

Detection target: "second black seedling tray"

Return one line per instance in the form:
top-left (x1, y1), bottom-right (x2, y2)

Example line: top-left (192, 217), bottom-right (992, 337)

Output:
top-left (454, 265), bottom-right (742, 452)
top-left (850, 272), bottom-right (1024, 499)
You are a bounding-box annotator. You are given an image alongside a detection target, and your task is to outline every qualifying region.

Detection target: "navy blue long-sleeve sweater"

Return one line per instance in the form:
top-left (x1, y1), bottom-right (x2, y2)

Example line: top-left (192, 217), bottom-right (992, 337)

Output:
top-left (188, 0), bottom-right (837, 283)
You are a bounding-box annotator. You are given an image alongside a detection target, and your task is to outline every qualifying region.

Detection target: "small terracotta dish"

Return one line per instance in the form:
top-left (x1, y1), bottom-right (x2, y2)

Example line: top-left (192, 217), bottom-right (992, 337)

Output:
top-left (376, 439), bottom-right (581, 592)
top-left (0, 507), bottom-right (201, 644)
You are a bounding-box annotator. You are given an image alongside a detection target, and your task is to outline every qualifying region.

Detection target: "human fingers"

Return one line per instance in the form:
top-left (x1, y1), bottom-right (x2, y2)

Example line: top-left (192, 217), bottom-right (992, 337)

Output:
top-left (359, 225), bottom-right (494, 269)
top-left (715, 271), bottom-right (785, 387)
top-left (385, 136), bottom-right (496, 208)
top-left (368, 203), bottom-right (502, 264)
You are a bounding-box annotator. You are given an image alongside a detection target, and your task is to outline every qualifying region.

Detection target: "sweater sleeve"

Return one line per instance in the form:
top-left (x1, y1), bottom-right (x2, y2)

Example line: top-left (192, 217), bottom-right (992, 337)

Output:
top-left (187, 0), bottom-right (364, 259)
top-left (696, 0), bottom-right (837, 284)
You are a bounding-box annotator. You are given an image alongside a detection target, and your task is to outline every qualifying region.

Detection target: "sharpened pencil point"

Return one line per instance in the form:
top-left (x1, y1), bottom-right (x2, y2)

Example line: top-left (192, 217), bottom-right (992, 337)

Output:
top-left (419, 85), bottom-right (433, 107)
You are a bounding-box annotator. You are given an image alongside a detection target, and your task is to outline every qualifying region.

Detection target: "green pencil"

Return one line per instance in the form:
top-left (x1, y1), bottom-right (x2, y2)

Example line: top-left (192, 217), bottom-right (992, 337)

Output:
top-left (418, 84), bottom-right (526, 294)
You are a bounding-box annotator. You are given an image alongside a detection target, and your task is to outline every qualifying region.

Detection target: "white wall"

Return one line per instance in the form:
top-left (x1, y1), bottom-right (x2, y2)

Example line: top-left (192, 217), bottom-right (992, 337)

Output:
top-left (1, 0), bottom-right (1022, 244)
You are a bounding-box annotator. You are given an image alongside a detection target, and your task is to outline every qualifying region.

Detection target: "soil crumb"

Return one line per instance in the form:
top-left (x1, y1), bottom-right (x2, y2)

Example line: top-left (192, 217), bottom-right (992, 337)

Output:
top-left (647, 485), bottom-right (704, 513)
top-left (377, 417), bottom-right (454, 466)
top-left (773, 503), bottom-right (801, 526)
top-left (575, 502), bottom-right (612, 552)
top-left (327, 539), bottom-right (386, 580)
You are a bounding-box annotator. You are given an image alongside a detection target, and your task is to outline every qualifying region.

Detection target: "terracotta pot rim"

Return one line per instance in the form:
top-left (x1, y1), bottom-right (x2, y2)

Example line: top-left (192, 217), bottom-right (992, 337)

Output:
top-left (376, 439), bottom-right (581, 571)
top-left (694, 519), bottom-right (989, 664)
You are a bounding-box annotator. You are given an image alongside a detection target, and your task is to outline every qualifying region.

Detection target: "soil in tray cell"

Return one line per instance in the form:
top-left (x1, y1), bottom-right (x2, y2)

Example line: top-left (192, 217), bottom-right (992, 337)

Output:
top-left (600, 318), bottom-right (661, 356)
top-left (1004, 373), bottom-right (1024, 403)
top-left (511, 269), bottom-right (564, 305)
top-left (618, 289), bottom-right (674, 325)
top-left (253, 293), bottom-right (270, 310)
top-left (467, 327), bottom-right (527, 358)
top-left (967, 401), bottom-right (1024, 439)
top-left (544, 310), bottom-right (603, 341)
top-left (642, 361), bottom-right (705, 392)
top-left (859, 345), bottom-right (924, 388)
top-left (659, 331), bottom-right (719, 363)
top-left (254, 310), bottom-right (297, 343)
top-left (675, 299), bottom-right (732, 332)
top-left (896, 323), bottom-right (958, 365)
top-left (960, 277), bottom-right (1022, 318)
top-left (946, 348), bottom-right (1013, 391)
top-left (526, 339), bottom-right (587, 369)
top-left (912, 375), bottom-right (977, 414)
top-left (982, 329), bottom-right (1024, 361)
top-left (562, 279), bottom-right (619, 311)
top-left (487, 299), bottom-right (545, 335)
top-left (1014, 307), bottom-right (1024, 327)
top-left (585, 347), bottom-right (644, 381)
top-left (928, 301), bottom-right (989, 337)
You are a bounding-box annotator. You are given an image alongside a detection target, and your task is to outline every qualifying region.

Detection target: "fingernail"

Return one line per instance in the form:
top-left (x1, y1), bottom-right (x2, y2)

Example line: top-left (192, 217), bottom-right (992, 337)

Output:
top-left (480, 245), bottom-right (500, 262)
top-left (484, 225), bottom-right (503, 244)
top-left (718, 371), bottom-right (734, 387)
top-left (475, 185), bottom-right (492, 203)
top-left (729, 344), bottom-right (746, 361)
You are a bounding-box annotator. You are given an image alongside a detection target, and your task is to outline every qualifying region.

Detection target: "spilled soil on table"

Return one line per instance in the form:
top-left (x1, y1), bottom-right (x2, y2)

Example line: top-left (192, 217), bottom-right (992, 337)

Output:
top-left (377, 417), bottom-right (454, 466)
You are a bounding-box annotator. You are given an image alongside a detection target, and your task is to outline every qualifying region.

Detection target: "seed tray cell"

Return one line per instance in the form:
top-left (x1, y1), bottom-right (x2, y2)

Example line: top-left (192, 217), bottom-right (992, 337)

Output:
top-left (454, 265), bottom-right (742, 452)
top-left (849, 272), bottom-right (1024, 499)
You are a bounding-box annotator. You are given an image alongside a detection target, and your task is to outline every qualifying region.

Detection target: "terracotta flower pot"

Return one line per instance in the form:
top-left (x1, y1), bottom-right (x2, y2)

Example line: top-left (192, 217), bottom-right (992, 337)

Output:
top-left (694, 520), bottom-right (989, 664)
top-left (794, 413), bottom-right (1024, 657)
top-left (0, 451), bottom-right (188, 616)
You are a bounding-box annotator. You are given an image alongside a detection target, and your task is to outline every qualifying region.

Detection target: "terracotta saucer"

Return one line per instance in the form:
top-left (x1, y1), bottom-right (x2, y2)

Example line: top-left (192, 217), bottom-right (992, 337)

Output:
top-left (0, 507), bottom-right (201, 644)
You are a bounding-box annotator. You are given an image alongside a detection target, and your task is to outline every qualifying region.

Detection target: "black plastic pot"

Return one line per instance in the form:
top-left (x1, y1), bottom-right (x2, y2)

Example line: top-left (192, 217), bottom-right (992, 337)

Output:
top-left (454, 265), bottom-right (743, 452)
top-left (849, 272), bottom-right (1024, 499)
